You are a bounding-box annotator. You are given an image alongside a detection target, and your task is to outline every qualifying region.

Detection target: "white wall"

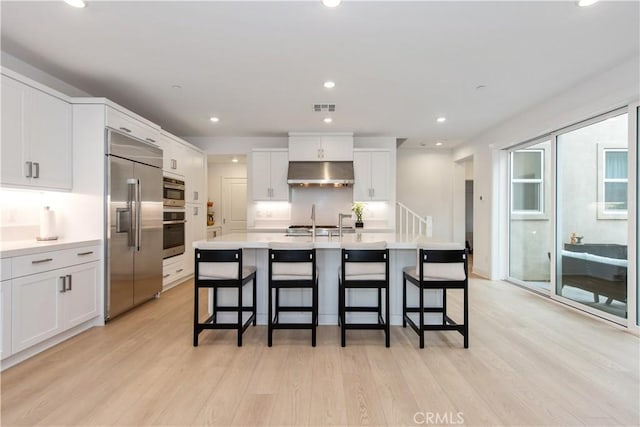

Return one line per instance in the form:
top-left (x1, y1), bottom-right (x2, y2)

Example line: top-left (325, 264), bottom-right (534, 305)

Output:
top-left (396, 148), bottom-right (456, 242)
top-left (207, 160), bottom-right (247, 227)
top-left (453, 56), bottom-right (640, 280)
top-left (187, 136), bottom-right (287, 154)
top-left (1, 52), bottom-right (92, 97)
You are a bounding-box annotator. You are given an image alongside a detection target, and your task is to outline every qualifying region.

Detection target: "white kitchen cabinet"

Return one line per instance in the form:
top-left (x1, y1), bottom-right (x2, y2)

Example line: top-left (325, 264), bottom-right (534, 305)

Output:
top-left (162, 254), bottom-right (187, 289)
top-left (159, 132), bottom-right (189, 176)
top-left (9, 244), bottom-right (100, 355)
top-left (206, 226), bottom-right (222, 239)
top-left (185, 147), bottom-right (206, 204)
top-left (353, 150), bottom-right (390, 201)
top-left (1, 279), bottom-right (12, 360)
top-left (288, 133), bottom-right (353, 161)
top-left (184, 203), bottom-right (206, 277)
top-left (251, 149), bottom-right (289, 201)
top-left (11, 269), bottom-right (65, 353)
top-left (1, 75), bottom-right (72, 190)
top-left (106, 106), bottom-right (159, 146)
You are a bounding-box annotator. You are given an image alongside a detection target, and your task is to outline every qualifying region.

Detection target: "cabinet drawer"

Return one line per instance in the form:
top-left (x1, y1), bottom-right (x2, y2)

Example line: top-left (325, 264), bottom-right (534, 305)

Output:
top-left (1, 258), bottom-right (11, 282)
top-left (106, 107), bottom-right (159, 145)
top-left (12, 245), bottom-right (101, 278)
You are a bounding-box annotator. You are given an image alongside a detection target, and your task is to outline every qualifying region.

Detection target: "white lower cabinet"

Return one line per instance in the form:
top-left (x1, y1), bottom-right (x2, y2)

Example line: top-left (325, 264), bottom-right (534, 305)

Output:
top-left (4, 244), bottom-right (101, 359)
top-left (11, 261), bottom-right (99, 354)
top-left (1, 280), bottom-right (12, 360)
top-left (11, 269), bottom-right (65, 353)
top-left (162, 254), bottom-right (186, 289)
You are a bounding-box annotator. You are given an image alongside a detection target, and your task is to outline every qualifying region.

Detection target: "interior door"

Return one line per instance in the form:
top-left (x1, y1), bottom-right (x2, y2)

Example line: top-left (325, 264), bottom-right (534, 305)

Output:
top-left (222, 177), bottom-right (247, 234)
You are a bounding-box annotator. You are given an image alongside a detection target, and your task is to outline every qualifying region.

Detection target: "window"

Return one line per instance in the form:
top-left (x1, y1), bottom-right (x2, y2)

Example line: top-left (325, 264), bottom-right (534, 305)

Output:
top-left (511, 149), bottom-right (544, 213)
top-left (603, 149), bottom-right (628, 212)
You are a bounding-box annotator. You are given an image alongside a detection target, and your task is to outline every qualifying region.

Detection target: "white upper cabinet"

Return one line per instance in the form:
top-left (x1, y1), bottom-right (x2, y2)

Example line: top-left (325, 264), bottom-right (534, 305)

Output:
top-left (105, 106), bottom-right (159, 146)
top-left (353, 150), bottom-right (390, 201)
top-left (288, 133), bottom-right (353, 161)
top-left (158, 132), bottom-right (189, 176)
top-left (185, 146), bottom-right (206, 204)
top-left (251, 149), bottom-right (289, 201)
top-left (1, 75), bottom-right (72, 190)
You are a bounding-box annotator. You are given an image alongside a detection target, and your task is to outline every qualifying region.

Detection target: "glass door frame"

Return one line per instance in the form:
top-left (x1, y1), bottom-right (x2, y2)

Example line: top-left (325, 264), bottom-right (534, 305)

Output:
top-left (550, 106), bottom-right (634, 326)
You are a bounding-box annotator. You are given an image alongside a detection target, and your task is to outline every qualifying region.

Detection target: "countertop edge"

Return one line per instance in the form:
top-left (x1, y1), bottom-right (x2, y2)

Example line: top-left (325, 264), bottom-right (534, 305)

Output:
top-left (0, 239), bottom-right (102, 258)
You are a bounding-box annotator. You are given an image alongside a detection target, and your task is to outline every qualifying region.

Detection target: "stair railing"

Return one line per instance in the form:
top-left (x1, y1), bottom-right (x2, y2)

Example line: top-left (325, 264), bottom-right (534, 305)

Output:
top-left (396, 202), bottom-right (432, 237)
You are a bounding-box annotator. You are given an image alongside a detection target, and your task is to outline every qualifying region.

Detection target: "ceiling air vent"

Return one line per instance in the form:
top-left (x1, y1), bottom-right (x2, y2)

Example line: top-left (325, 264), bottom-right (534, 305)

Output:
top-left (313, 104), bottom-right (336, 112)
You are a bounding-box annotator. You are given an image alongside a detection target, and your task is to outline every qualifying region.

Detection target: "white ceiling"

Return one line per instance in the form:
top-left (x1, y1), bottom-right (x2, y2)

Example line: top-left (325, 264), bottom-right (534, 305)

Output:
top-left (1, 1), bottom-right (638, 149)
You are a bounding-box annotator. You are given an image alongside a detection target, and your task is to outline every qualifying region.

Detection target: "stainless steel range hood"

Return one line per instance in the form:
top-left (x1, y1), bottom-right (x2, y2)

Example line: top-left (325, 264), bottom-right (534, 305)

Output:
top-left (287, 161), bottom-right (354, 186)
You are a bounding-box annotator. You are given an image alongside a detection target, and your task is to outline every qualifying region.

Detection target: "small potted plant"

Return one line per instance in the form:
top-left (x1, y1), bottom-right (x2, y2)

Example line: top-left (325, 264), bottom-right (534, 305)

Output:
top-left (352, 202), bottom-right (365, 228)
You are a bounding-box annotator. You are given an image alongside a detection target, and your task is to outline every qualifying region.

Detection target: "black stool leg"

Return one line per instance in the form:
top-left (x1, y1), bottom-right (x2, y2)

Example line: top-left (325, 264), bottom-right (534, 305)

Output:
top-left (419, 284), bottom-right (424, 349)
top-left (252, 276), bottom-right (257, 326)
top-left (385, 285), bottom-right (390, 348)
top-left (402, 275), bottom-right (407, 328)
top-left (193, 284), bottom-right (199, 347)
top-left (268, 282), bottom-right (273, 347)
top-left (312, 280), bottom-right (318, 347)
top-left (237, 284), bottom-right (243, 347)
top-left (464, 284), bottom-right (469, 348)
top-left (340, 284), bottom-right (346, 347)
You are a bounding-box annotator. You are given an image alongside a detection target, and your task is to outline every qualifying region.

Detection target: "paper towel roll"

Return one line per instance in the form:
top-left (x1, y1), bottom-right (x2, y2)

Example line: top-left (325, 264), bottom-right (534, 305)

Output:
top-left (38, 206), bottom-right (57, 240)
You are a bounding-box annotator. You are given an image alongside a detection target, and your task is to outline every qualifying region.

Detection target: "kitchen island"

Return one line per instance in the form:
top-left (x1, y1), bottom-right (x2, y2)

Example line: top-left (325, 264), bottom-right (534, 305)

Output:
top-left (193, 233), bottom-right (456, 326)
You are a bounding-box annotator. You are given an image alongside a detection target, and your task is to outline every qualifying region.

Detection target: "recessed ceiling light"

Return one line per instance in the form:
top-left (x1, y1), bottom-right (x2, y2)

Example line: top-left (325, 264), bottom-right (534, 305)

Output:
top-left (231, 157), bottom-right (238, 163)
top-left (210, 117), bottom-right (220, 123)
top-left (171, 84), bottom-right (182, 90)
top-left (64, 0), bottom-right (86, 8)
top-left (577, 0), bottom-right (599, 6)
top-left (322, 0), bottom-right (342, 7)
top-left (323, 117), bottom-right (333, 123)
top-left (435, 142), bottom-right (444, 146)
top-left (436, 117), bottom-right (447, 123)
top-left (323, 81), bottom-right (335, 89)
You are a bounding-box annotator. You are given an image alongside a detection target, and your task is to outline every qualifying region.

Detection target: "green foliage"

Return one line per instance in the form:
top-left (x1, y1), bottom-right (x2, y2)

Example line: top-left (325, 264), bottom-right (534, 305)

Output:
top-left (351, 202), bottom-right (365, 222)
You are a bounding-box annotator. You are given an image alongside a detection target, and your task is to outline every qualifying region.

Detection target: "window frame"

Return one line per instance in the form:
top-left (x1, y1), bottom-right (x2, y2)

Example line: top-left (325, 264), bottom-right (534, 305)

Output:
top-left (597, 144), bottom-right (628, 219)
top-left (510, 148), bottom-right (545, 215)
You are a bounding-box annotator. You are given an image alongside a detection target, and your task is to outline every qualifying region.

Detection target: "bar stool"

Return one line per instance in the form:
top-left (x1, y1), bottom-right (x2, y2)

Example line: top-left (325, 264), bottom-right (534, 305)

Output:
top-left (338, 242), bottom-right (390, 347)
top-left (402, 244), bottom-right (469, 349)
top-left (193, 247), bottom-right (257, 347)
top-left (268, 242), bottom-right (318, 347)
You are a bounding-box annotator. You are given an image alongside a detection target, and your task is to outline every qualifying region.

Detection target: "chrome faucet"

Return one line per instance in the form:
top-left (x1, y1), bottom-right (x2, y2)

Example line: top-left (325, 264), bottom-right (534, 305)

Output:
top-left (311, 204), bottom-right (316, 241)
top-left (338, 212), bottom-right (351, 239)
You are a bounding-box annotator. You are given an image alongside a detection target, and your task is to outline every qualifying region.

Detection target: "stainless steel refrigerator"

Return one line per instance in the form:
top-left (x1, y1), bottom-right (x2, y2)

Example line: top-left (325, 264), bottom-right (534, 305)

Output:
top-left (105, 130), bottom-right (163, 320)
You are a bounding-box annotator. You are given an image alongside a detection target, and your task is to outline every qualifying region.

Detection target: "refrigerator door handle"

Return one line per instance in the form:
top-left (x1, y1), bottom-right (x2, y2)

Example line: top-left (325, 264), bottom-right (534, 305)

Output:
top-left (135, 179), bottom-right (142, 251)
top-left (127, 179), bottom-right (137, 248)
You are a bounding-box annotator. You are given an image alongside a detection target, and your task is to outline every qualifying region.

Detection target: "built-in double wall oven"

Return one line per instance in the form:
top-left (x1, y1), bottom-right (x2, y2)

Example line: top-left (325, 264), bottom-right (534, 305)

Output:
top-left (163, 176), bottom-right (185, 208)
top-left (163, 176), bottom-right (186, 259)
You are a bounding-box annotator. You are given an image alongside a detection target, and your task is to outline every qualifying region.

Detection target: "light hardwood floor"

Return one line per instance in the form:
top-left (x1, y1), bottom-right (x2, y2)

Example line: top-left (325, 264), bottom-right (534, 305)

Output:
top-left (1, 276), bottom-right (638, 426)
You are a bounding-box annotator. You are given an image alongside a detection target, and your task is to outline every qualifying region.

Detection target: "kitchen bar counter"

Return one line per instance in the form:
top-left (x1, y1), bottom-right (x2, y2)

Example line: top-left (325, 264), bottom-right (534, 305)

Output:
top-left (193, 233), bottom-right (453, 326)
top-left (193, 232), bottom-right (428, 250)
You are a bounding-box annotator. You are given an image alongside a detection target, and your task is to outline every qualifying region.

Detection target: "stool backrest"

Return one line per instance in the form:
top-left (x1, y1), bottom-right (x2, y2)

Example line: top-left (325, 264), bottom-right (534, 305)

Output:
top-left (341, 248), bottom-right (389, 280)
top-left (195, 248), bottom-right (243, 280)
top-left (418, 248), bottom-right (468, 282)
top-left (269, 248), bottom-right (316, 280)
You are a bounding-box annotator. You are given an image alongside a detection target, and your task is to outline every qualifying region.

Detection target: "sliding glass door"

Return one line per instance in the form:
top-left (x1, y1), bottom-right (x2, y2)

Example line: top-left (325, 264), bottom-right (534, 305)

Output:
top-left (508, 140), bottom-right (551, 291)
top-left (555, 111), bottom-right (629, 321)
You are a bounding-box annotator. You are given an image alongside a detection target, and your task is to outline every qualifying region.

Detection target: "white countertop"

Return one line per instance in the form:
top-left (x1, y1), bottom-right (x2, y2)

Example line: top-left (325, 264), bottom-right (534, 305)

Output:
top-left (193, 232), bottom-right (433, 250)
top-left (0, 238), bottom-right (101, 258)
